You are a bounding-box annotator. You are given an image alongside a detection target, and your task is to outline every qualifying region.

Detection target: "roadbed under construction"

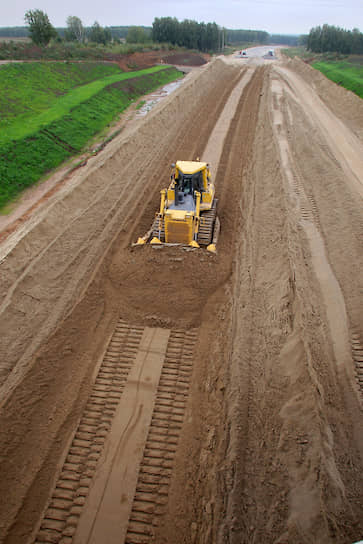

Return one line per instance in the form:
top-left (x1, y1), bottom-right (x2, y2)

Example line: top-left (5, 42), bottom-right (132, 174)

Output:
top-left (0, 55), bottom-right (362, 544)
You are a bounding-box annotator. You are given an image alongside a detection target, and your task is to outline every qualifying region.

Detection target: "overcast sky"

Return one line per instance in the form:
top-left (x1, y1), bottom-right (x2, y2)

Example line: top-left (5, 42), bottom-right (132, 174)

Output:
top-left (1, 0), bottom-right (362, 35)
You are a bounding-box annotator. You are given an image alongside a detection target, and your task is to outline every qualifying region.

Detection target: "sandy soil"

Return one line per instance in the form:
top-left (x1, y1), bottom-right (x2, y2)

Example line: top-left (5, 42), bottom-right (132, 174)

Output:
top-left (0, 53), bottom-right (362, 544)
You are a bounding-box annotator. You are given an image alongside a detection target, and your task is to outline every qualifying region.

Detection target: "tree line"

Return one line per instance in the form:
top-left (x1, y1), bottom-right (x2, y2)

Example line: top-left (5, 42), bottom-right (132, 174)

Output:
top-left (226, 29), bottom-right (268, 44)
top-left (0, 23), bottom-right (298, 48)
top-left (22, 10), bottom-right (113, 46)
top-left (307, 24), bottom-right (363, 54)
top-left (0, 27), bottom-right (30, 37)
top-left (0, 24), bottom-right (143, 42)
top-left (152, 17), bottom-right (221, 52)
top-left (269, 34), bottom-right (300, 46)
top-left (3, 10), bottom-right (322, 52)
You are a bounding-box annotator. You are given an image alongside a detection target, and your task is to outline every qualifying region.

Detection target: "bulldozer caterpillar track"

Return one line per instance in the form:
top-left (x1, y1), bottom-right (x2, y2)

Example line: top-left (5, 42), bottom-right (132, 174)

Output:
top-left (152, 217), bottom-right (166, 242)
top-left (197, 199), bottom-right (217, 246)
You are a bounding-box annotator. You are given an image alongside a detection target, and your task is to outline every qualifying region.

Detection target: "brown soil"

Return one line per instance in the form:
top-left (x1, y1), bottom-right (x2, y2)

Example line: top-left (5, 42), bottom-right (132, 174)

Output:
top-left (0, 51), bottom-right (208, 72)
top-left (116, 50), bottom-right (208, 71)
top-left (0, 55), bottom-right (362, 544)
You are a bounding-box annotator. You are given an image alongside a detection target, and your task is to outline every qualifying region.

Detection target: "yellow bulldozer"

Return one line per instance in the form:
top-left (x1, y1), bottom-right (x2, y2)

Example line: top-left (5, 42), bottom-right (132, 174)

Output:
top-left (136, 160), bottom-right (219, 252)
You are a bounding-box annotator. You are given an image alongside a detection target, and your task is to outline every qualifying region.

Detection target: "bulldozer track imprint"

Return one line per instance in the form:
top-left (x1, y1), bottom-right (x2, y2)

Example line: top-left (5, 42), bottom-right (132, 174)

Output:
top-left (125, 329), bottom-right (197, 543)
top-left (34, 320), bottom-right (144, 544)
top-left (351, 333), bottom-right (363, 396)
top-left (33, 321), bottom-right (197, 544)
top-left (271, 79), bottom-right (323, 232)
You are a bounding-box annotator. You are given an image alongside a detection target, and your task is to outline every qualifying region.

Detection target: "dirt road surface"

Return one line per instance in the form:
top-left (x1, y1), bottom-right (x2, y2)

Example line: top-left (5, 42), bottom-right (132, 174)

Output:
top-left (0, 51), bottom-right (362, 544)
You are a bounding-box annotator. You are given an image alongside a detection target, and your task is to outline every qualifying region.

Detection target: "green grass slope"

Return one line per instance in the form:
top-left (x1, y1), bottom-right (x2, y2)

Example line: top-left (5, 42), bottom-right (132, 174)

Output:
top-left (0, 62), bottom-right (121, 125)
top-left (312, 61), bottom-right (363, 98)
top-left (0, 64), bottom-right (172, 144)
top-left (0, 65), bottom-right (182, 209)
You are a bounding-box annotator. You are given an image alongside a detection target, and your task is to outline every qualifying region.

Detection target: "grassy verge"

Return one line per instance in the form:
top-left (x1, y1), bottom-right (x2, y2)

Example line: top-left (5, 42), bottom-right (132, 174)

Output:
top-left (0, 62), bottom-right (122, 125)
top-left (281, 48), bottom-right (363, 98)
top-left (0, 66), bottom-right (182, 209)
top-left (1, 65), bottom-right (173, 144)
top-left (311, 61), bottom-right (363, 98)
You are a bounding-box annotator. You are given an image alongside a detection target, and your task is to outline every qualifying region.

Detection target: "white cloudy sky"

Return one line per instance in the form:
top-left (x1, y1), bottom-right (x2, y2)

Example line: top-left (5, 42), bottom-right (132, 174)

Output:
top-left (1, 0), bottom-right (362, 35)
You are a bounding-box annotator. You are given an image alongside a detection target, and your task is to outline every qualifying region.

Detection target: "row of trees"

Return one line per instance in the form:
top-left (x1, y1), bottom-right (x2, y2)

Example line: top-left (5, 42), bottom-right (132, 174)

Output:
top-left (27, 11), bottom-right (358, 54)
top-left (23, 12), bottom-right (223, 51)
top-left (0, 24), bottom-right (144, 42)
top-left (125, 27), bottom-right (151, 44)
top-left (269, 34), bottom-right (300, 46)
top-left (226, 29), bottom-right (268, 45)
top-left (0, 24), bottom-right (302, 48)
top-left (0, 26), bottom-right (31, 37)
top-left (307, 25), bottom-right (363, 54)
top-left (24, 10), bottom-right (113, 46)
top-left (152, 17), bottom-right (222, 52)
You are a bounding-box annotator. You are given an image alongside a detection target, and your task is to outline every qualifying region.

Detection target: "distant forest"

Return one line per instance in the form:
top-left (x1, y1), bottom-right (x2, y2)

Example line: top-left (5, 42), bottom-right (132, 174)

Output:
top-left (269, 34), bottom-right (300, 46)
top-left (152, 18), bottom-right (220, 51)
top-left (0, 23), bottom-right (300, 48)
top-left (225, 30), bottom-right (298, 46)
top-left (307, 25), bottom-right (363, 54)
top-left (0, 26), bottom-right (30, 37)
top-left (0, 26), bottom-right (131, 40)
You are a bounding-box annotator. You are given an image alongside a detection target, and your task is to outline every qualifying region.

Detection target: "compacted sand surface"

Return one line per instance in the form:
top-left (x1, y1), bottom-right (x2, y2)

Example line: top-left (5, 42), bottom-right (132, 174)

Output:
top-left (0, 54), bottom-right (362, 544)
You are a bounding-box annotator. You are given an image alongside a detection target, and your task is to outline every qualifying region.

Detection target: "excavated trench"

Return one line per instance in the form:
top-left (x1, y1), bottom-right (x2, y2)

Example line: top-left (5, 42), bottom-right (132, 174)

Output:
top-left (0, 57), bottom-right (362, 544)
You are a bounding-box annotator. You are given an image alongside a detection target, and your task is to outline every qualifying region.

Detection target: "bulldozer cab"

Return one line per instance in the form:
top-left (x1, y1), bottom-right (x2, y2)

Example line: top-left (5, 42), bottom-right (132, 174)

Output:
top-left (175, 171), bottom-right (203, 196)
top-left (174, 161), bottom-right (209, 195)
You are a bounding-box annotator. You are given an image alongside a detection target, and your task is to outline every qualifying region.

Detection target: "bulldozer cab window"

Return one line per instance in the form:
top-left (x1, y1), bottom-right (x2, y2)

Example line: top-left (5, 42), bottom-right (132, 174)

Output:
top-left (184, 178), bottom-right (192, 194)
top-left (196, 172), bottom-right (203, 191)
top-left (178, 171), bottom-right (204, 195)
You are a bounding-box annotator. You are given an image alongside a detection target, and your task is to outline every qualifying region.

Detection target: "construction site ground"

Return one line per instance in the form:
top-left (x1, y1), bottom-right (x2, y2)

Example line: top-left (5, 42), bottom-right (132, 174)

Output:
top-left (0, 50), bottom-right (362, 544)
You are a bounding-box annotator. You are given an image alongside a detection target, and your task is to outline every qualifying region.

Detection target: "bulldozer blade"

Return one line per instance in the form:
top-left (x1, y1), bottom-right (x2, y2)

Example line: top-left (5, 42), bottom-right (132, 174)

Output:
top-left (189, 240), bottom-right (200, 248)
